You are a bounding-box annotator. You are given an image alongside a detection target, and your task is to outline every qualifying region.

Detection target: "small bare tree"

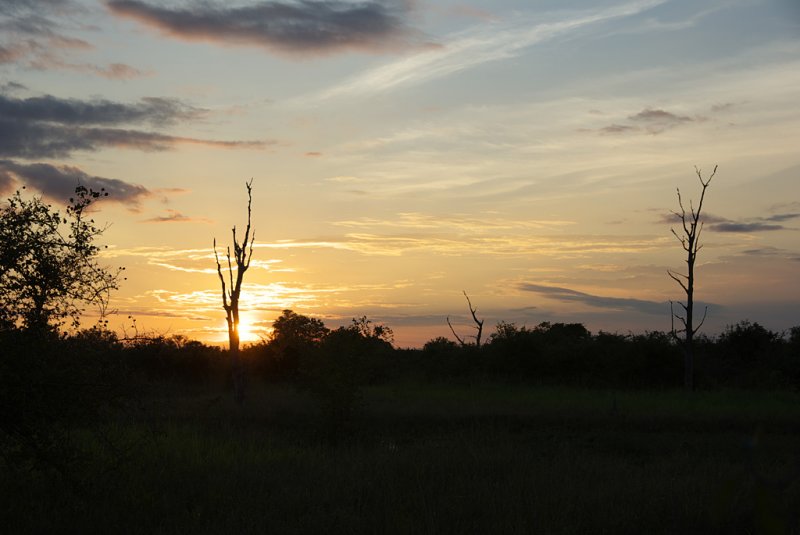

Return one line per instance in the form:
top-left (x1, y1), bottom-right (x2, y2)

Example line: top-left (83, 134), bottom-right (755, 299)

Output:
top-left (214, 179), bottom-right (254, 406)
top-left (447, 291), bottom-right (485, 348)
top-left (668, 165), bottom-right (716, 391)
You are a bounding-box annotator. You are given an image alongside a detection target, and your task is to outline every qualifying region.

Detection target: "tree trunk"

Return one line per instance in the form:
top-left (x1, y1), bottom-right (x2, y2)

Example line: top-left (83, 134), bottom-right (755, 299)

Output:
top-left (683, 340), bottom-right (694, 391)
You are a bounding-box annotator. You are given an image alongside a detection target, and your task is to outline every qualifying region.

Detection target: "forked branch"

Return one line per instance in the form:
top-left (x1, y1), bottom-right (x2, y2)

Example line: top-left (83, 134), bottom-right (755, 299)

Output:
top-left (448, 291), bottom-right (485, 348)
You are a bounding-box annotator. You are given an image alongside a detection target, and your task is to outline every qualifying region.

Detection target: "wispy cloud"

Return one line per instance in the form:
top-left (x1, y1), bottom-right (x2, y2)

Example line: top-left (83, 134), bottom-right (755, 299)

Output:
top-left (141, 209), bottom-right (212, 224)
top-left (310, 0), bottom-right (665, 100)
top-left (517, 283), bottom-right (668, 315)
top-left (0, 0), bottom-right (146, 78)
top-left (104, 245), bottom-right (288, 274)
top-left (333, 212), bottom-right (575, 233)
top-left (252, 232), bottom-right (670, 258)
top-left (107, 0), bottom-right (426, 56)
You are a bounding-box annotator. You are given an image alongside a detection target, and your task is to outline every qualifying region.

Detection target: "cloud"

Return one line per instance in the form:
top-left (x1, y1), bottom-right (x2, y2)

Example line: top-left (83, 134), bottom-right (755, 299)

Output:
top-left (333, 212), bottom-right (575, 233)
top-left (517, 283), bottom-right (668, 315)
top-left (0, 93), bottom-right (203, 126)
top-left (0, 119), bottom-right (268, 158)
top-left (0, 167), bottom-right (14, 194)
top-left (0, 159), bottom-right (150, 207)
top-left (0, 0), bottom-right (148, 78)
top-left (629, 108), bottom-right (694, 124)
top-left (253, 231), bottom-right (668, 258)
top-left (709, 222), bottom-right (784, 233)
top-left (106, 0), bottom-right (424, 55)
top-left (142, 209), bottom-right (212, 224)
top-left (597, 107), bottom-right (699, 135)
top-left (599, 123), bottom-right (637, 134)
top-left (309, 0), bottom-right (665, 100)
top-left (763, 212), bottom-right (800, 223)
top-left (741, 246), bottom-right (785, 257)
top-left (660, 210), bottom-right (795, 233)
top-left (56, 61), bottom-right (148, 80)
top-left (0, 92), bottom-right (270, 159)
top-left (659, 211), bottom-right (728, 225)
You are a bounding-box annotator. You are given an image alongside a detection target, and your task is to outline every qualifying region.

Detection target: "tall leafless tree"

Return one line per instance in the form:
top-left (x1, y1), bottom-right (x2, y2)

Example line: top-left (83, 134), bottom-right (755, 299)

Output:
top-left (447, 291), bottom-right (485, 348)
top-left (668, 165), bottom-right (716, 391)
top-left (214, 179), bottom-right (254, 405)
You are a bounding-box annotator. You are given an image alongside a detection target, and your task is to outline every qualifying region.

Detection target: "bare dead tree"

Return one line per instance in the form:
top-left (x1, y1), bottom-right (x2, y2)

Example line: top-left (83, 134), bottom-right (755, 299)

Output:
top-left (668, 165), bottom-right (716, 391)
top-left (214, 179), bottom-right (255, 406)
top-left (447, 291), bottom-right (485, 348)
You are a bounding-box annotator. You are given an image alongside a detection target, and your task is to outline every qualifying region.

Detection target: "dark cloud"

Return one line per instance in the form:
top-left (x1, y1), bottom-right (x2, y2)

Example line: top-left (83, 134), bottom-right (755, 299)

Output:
top-left (0, 93), bottom-right (202, 126)
top-left (741, 247), bottom-right (784, 257)
top-left (660, 211), bottom-right (793, 233)
top-left (517, 283), bottom-right (667, 316)
top-left (0, 92), bottom-right (269, 159)
top-left (709, 222), bottom-right (784, 233)
top-left (764, 212), bottom-right (800, 223)
top-left (599, 124), bottom-right (637, 134)
top-left (107, 0), bottom-right (423, 55)
top-left (596, 107), bottom-right (701, 136)
top-left (0, 81), bottom-right (27, 93)
top-left (659, 211), bottom-right (729, 225)
top-left (629, 108), bottom-right (693, 124)
top-left (0, 119), bottom-right (270, 158)
top-left (0, 159), bottom-right (150, 207)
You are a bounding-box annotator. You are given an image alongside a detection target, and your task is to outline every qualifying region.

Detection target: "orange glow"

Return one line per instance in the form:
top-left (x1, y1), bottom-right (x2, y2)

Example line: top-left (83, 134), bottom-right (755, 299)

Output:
top-left (216, 313), bottom-right (265, 346)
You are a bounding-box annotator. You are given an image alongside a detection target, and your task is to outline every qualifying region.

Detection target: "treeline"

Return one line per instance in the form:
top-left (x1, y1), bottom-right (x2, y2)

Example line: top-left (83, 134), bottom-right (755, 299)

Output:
top-left (5, 311), bottom-right (796, 392)
top-left (253, 313), bottom-right (800, 390)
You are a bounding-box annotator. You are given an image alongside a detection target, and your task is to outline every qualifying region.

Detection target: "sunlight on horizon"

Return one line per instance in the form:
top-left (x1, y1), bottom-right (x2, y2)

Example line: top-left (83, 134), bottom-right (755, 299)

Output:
top-left (215, 312), bottom-right (268, 346)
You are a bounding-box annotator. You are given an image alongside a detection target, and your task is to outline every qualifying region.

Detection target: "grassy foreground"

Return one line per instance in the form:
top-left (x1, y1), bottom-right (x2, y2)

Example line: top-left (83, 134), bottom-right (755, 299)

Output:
top-left (3, 383), bottom-right (799, 534)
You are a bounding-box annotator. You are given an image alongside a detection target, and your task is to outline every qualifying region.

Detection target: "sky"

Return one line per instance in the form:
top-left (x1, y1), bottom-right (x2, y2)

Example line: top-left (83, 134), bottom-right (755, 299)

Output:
top-left (1, 0), bottom-right (798, 347)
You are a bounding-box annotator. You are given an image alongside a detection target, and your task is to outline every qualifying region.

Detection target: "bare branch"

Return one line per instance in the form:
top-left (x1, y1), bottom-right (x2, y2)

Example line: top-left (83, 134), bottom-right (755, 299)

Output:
top-left (669, 164), bottom-right (717, 390)
top-left (447, 315), bottom-right (466, 346)
top-left (226, 245), bottom-right (234, 296)
top-left (667, 270), bottom-right (688, 293)
top-left (693, 306), bottom-right (709, 334)
top-left (463, 291), bottom-right (484, 347)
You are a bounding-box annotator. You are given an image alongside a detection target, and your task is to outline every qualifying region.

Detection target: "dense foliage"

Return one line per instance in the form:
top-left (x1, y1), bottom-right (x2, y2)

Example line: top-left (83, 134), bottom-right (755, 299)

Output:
top-left (0, 186), bottom-right (123, 331)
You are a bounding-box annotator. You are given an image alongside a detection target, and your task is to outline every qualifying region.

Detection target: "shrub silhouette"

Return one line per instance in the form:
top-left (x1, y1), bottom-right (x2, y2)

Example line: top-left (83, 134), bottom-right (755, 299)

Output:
top-left (296, 317), bottom-right (394, 437)
top-left (0, 328), bottom-right (132, 491)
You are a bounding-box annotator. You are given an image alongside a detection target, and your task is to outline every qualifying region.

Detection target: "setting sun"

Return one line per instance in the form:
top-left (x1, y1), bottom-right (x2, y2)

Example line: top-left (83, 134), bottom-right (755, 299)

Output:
top-left (216, 313), bottom-right (265, 346)
top-left (237, 315), bottom-right (265, 344)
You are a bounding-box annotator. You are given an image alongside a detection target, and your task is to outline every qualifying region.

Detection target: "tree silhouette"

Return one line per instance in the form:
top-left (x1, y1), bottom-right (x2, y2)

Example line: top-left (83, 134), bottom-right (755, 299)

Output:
top-left (447, 291), bottom-right (485, 348)
top-left (214, 179), bottom-right (254, 406)
top-left (668, 165), bottom-right (716, 390)
top-left (0, 186), bottom-right (123, 332)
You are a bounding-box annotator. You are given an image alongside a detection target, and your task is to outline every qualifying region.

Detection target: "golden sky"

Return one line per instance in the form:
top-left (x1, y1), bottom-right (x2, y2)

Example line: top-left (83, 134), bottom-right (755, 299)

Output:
top-left (1, 0), bottom-right (799, 346)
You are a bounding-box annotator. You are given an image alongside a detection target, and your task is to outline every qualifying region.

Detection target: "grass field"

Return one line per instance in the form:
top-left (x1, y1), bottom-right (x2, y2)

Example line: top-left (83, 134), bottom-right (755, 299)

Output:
top-left (3, 382), bottom-right (799, 534)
